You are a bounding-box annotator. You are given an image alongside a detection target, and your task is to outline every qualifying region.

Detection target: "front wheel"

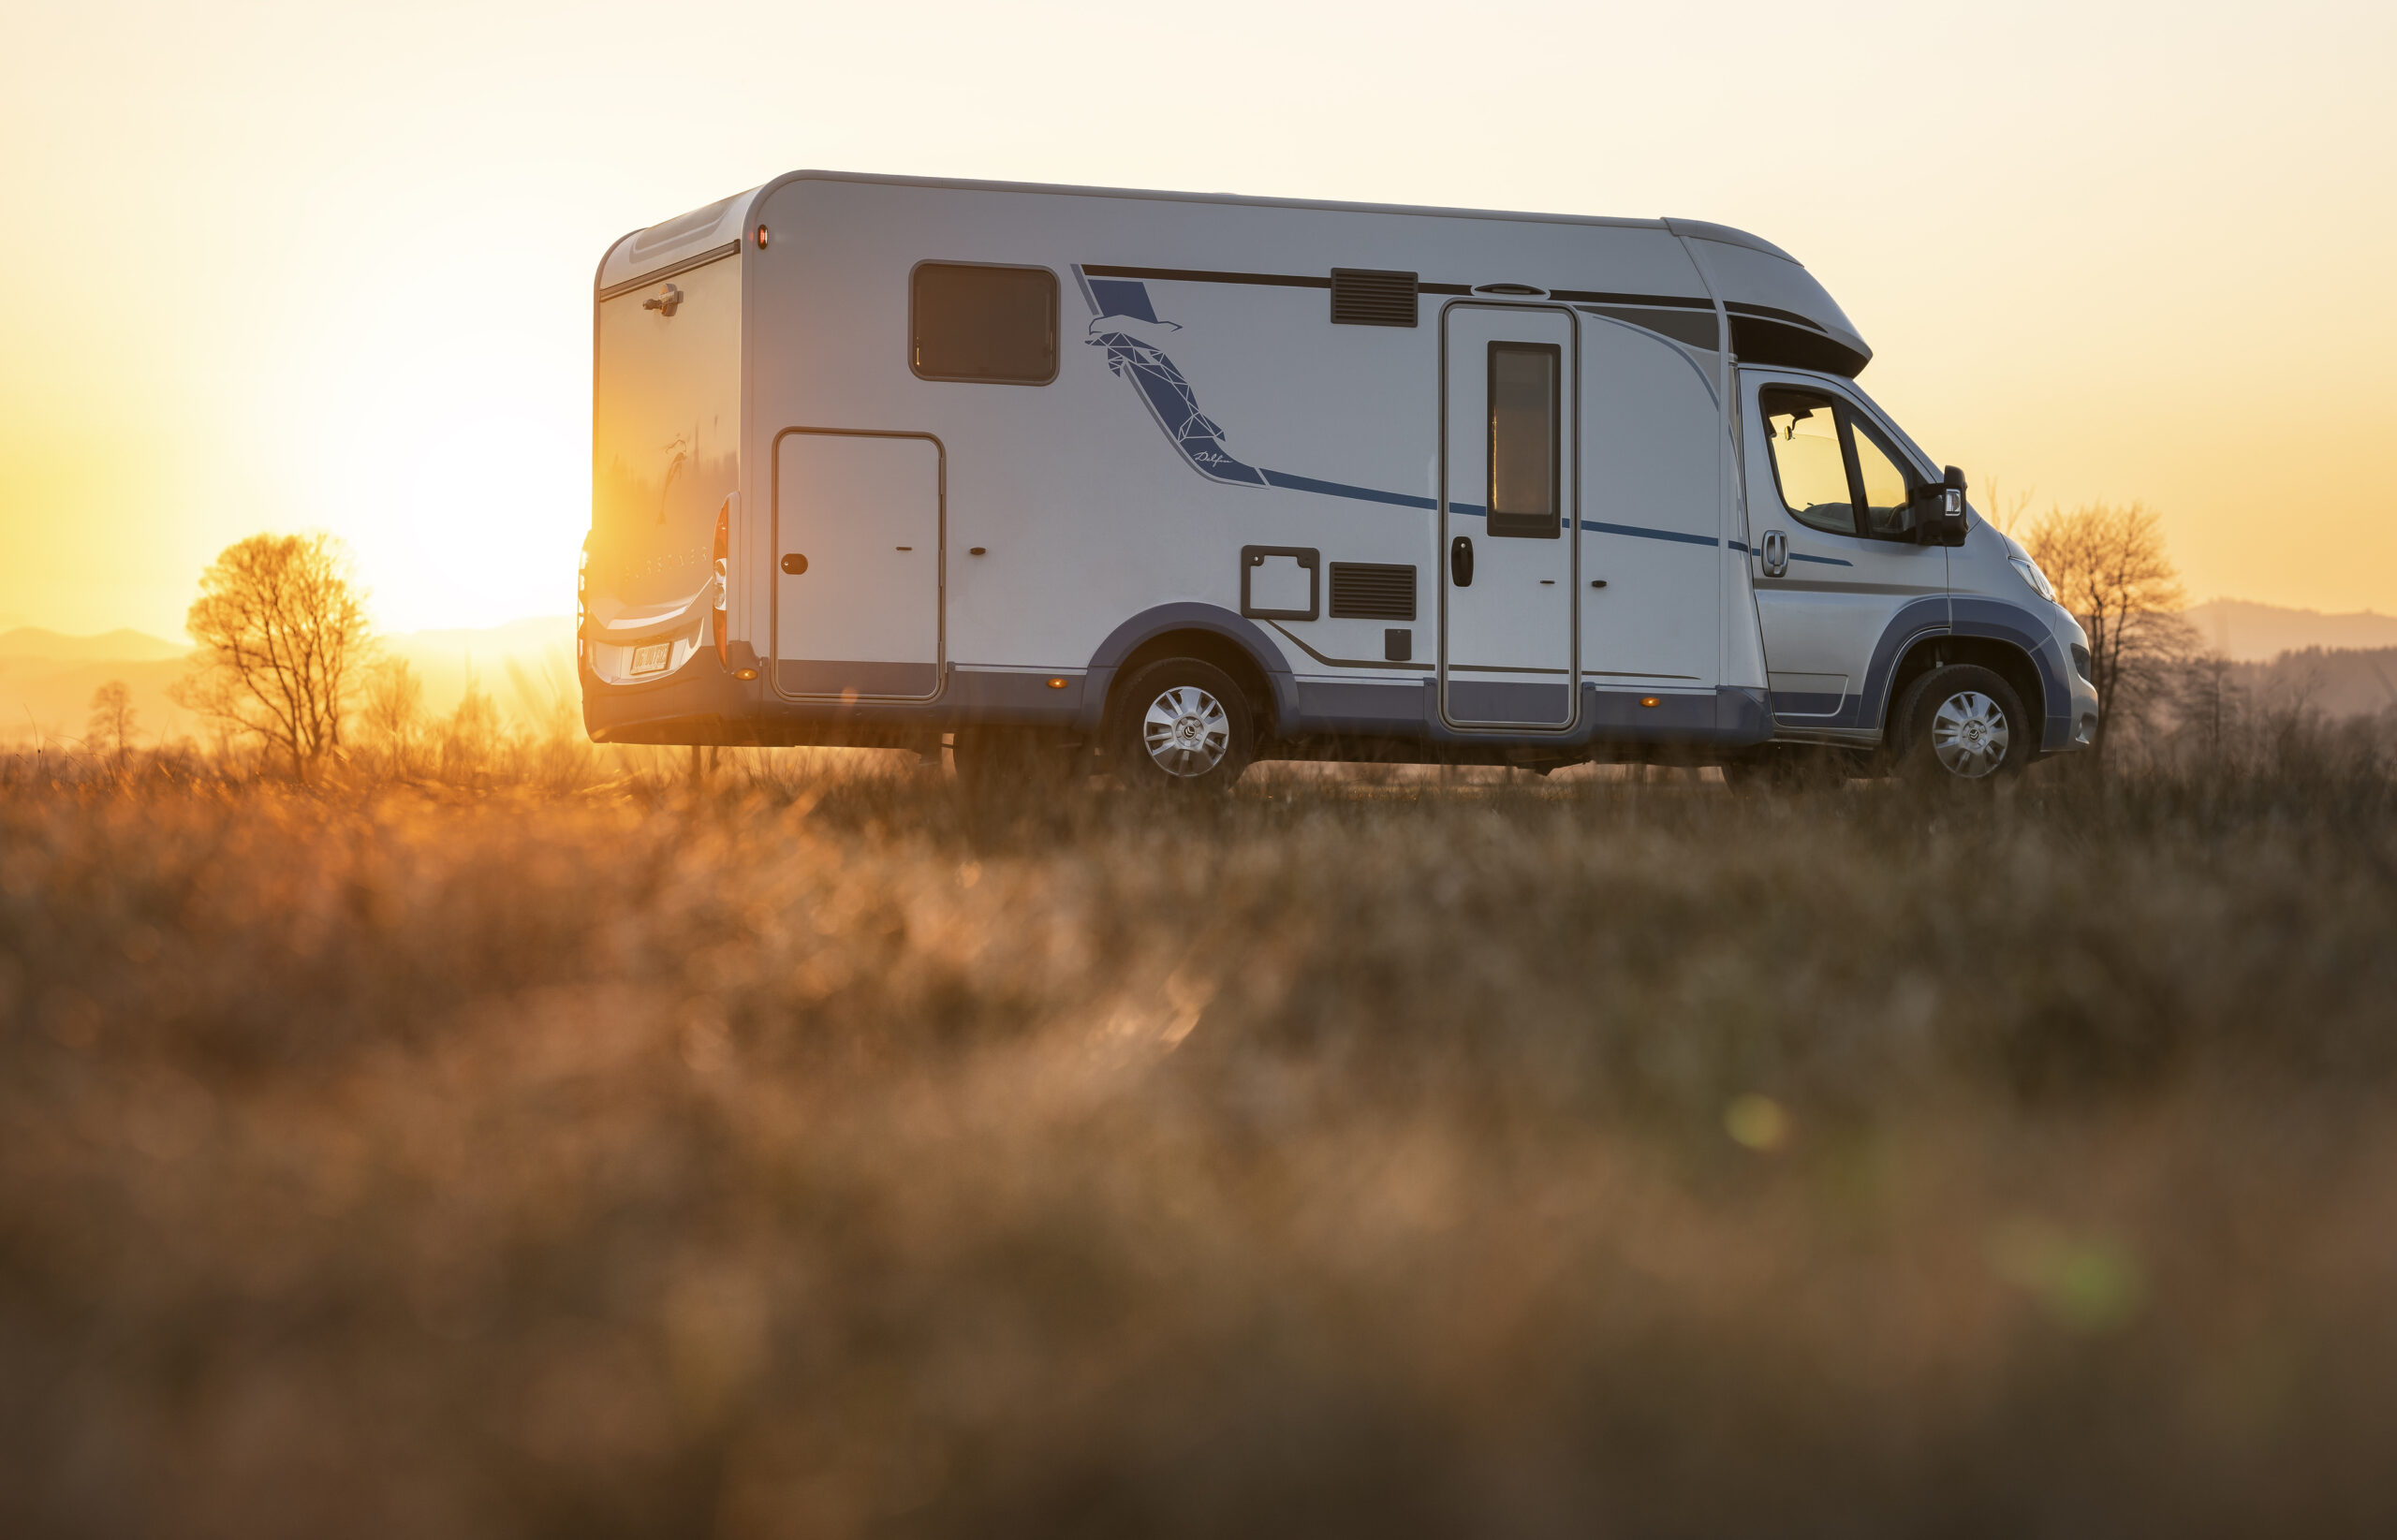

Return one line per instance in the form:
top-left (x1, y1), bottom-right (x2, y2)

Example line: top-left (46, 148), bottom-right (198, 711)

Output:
top-left (1890, 665), bottom-right (2031, 784)
top-left (1108, 658), bottom-right (1256, 794)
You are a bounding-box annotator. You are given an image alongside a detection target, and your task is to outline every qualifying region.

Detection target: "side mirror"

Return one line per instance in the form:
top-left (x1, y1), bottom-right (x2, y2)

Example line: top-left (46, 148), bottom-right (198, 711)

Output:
top-left (1910, 465), bottom-right (1968, 545)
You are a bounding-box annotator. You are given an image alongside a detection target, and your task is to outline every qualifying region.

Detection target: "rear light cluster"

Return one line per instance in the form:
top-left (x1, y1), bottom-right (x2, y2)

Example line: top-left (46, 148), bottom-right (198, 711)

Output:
top-left (713, 500), bottom-right (730, 669)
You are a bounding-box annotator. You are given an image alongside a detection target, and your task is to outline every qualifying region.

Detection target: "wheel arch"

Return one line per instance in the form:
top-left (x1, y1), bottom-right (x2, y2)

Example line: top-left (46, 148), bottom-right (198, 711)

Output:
top-left (1081, 604), bottom-right (1293, 739)
top-left (1884, 635), bottom-right (2047, 753)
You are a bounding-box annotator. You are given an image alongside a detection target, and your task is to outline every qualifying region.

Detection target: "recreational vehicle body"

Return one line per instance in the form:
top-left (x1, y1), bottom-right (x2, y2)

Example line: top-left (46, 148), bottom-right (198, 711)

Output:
top-left (581, 171), bottom-right (2099, 787)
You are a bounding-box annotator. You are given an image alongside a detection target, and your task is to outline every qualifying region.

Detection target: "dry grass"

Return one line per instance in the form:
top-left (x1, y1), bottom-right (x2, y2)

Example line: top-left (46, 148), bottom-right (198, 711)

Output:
top-left (4, 741), bottom-right (2397, 1537)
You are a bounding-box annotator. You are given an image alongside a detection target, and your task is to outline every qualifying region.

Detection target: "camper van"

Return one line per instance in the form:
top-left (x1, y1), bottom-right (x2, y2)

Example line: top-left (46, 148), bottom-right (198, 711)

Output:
top-left (582, 171), bottom-right (2098, 789)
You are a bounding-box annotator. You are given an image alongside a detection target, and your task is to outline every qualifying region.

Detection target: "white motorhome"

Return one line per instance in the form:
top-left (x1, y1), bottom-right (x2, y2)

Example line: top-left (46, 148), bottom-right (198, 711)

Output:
top-left (582, 171), bottom-right (2098, 788)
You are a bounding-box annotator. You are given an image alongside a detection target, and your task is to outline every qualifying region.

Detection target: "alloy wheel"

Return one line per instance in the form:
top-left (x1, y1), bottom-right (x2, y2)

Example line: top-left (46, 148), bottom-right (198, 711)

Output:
top-left (1929, 690), bottom-right (2010, 778)
top-left (1140, 686), bottom-right (1230, 777)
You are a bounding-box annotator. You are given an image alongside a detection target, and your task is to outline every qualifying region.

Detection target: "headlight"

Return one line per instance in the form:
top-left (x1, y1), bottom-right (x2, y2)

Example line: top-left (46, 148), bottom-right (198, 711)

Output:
top-left (2008, 555), bottom-right (2056, 602)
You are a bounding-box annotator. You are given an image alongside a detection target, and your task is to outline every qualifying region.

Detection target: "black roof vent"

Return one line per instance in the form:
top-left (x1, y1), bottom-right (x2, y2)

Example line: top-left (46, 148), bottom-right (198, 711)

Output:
top-left (1329, 562), bottom-right (1418, 620)
top-left (1331, 269), bottom-right (1418, 328)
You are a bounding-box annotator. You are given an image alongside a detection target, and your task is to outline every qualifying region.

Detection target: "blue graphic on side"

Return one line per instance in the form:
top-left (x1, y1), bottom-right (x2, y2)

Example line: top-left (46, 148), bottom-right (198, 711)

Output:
top-left (1088, 324), bottom-right (1270, 488)
top-left (1075, 268), bottom-right (1761, 556)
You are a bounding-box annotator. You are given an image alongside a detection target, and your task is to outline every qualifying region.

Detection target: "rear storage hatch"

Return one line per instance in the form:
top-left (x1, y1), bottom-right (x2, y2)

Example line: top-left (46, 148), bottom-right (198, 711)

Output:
top-left (588, 243), bottom-right (740, 683)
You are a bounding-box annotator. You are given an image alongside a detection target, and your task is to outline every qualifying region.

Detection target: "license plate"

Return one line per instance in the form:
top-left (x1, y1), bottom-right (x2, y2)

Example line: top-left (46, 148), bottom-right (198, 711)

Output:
top-left (630, 642), bottom-right (671, 675)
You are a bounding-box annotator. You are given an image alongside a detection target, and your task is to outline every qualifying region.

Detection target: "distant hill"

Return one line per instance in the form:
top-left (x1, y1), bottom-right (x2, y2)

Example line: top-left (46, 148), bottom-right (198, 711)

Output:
top-left (390, 616), bottom-right (579, 721)
top-left (0, 626), bottom-right (189, 663)
top-left (2184, 600), bottom-right (2397, 663)
top-left (2223, 647), bottom-right (2397, 719)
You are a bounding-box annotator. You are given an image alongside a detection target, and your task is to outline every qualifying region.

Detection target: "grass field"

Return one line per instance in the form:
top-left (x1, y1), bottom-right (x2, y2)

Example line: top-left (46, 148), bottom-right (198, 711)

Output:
top-left (5, 745), bottom-right (2396, 1536)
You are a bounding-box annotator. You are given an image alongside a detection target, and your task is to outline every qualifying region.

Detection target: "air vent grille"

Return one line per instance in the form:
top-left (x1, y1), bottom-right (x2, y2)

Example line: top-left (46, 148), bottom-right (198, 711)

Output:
top-left (1329, 562), bottom-right (1418, 620)
top-left (1330, 268), bottom-right (1419, 328)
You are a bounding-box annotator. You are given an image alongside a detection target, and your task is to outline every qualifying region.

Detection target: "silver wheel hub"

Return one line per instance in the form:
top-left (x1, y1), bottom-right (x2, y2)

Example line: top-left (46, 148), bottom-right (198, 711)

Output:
top-left (1141, 685), bottom-right (1229, 777)
top-left (1930, 690), bottom-right (2010, 778)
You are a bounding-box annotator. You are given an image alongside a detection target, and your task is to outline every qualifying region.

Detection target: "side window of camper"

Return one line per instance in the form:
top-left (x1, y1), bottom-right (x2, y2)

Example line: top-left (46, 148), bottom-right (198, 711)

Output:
top-left (1759, 388), bottom-right (1855, 535)
top-left (1849, 418), bottom-right (1918, 538)
top-left (910, 263), bottom-right (1059, 385)
top-left (1487, 343), bottom-right (1562, 538)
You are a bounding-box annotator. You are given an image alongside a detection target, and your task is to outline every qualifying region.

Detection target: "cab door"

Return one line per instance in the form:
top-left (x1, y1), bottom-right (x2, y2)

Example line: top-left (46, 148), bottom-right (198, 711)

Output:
top-left (1742, 374), bottom-right (1947, 730)
top-left (1441, 304), bottom-right (1578, 729)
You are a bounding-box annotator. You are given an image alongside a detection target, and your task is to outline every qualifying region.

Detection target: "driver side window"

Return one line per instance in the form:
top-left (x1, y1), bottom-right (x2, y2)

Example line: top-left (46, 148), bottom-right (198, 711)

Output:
top-left (1760, 388), bottom-right (1855, 535)
top-left (1759, 387), bottom-right (1920, 541)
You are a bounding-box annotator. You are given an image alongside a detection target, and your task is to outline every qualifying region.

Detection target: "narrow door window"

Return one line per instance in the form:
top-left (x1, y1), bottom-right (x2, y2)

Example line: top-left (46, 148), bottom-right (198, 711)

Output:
top-left (1487, 342), bottom-right (1561, 538)
top-left (1850, 419), bottom-right (1917, 538)
top-left (1760, 387), bottom-right (1856, 535)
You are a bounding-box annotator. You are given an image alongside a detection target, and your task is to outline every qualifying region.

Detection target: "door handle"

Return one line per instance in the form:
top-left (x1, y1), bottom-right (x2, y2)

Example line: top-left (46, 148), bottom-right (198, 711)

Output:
top-left (781, 553), bottom-right (808, 575)
top-left (1760, 530), bottom-right (1788, 578)
top-left (1449, 535), bottom-right (1475, 588)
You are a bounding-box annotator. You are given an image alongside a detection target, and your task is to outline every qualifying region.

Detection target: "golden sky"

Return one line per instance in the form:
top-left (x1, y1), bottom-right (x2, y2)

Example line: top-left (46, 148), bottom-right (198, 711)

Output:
top-left (4, 0), bottom-right (2392, 638)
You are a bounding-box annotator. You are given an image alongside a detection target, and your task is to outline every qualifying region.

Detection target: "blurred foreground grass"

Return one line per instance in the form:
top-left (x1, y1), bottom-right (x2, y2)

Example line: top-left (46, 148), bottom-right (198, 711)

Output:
top-left (4, 754), bottom-right (2397, 1536)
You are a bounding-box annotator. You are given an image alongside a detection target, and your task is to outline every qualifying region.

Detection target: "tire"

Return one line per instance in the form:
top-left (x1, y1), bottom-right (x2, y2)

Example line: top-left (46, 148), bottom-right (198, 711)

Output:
top-left (1890, 664), bottom-right (2031, 784)
top-left (952, 726), bottom-right (1085, 799)
top-left (1107, 658), bottom-right (1256, 794)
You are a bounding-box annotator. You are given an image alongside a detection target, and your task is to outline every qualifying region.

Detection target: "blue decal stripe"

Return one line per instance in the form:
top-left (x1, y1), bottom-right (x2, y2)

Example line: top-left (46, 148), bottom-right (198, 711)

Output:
top-left (1580, 519), bottom-right (1718, 549)
top-left (1258, 480), bottom-right (1741, 553)
top-left (1260, 469), bottom-right (1436, 510)
top-left (1789, 551), bottom-right (1856, 567)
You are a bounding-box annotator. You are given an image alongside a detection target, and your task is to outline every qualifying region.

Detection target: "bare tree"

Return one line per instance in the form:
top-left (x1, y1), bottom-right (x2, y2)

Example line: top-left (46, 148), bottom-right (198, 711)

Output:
top-left (439, 673), bottom-right (505, 784)
top-left (86, 680), bottom-right (139, 767)
top-left (2024, 501), bottom-right (2194, 766)
top-left (1979, 475), bottom-right (2037, 536)
top-left (170, 533), bottom-right (373, 778)
top-left (358, 656), bottom-right (426, 775)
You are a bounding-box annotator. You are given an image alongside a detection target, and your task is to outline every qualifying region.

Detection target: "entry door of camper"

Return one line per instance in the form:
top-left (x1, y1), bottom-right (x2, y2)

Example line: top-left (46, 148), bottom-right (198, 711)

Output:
top-left (1442, 305), bottom-right (1578, 728)
top-left (772, 429), bottom-right (944, 699)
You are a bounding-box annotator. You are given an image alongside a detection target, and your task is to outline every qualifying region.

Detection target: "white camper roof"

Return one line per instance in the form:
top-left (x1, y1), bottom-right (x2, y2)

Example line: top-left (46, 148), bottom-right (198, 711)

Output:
top-left (596, 172), bottom-right (1872, 375)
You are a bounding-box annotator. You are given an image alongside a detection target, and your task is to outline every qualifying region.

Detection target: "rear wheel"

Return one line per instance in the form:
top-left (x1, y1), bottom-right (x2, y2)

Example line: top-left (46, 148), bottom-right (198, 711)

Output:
top-left (1108, 658), bottom-right (1255, 795)
top-left (1891, 664), bottom-right (2030, 784)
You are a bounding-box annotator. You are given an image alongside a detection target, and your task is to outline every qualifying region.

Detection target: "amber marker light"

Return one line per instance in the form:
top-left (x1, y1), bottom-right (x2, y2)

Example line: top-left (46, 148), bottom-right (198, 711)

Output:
top-left (756, 226), bottom-right (770, 248)
top-left (1640, 696), bottom-right (1661, 708)
top-left (1047, 678), bottom-right (1068, 690)
top-left (734, 667), bottom-right (758, 682)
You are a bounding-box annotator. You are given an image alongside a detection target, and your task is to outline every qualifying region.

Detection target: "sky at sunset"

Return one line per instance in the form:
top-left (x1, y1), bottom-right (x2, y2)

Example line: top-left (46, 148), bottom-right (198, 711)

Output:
top-left (4, 0), bottom-right (2392, 639)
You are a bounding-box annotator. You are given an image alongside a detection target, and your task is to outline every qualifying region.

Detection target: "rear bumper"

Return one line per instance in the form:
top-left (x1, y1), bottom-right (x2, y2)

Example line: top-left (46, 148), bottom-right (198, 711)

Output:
top-left (581, 646), bottom-right (768, 746)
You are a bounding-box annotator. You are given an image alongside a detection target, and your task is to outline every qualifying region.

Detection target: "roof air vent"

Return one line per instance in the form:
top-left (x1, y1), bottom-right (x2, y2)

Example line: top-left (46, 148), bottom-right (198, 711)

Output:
top-left (1331, 269), bottom-right (1418, 328)
top-left (1473, 283), bottom-right (1547, 297)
